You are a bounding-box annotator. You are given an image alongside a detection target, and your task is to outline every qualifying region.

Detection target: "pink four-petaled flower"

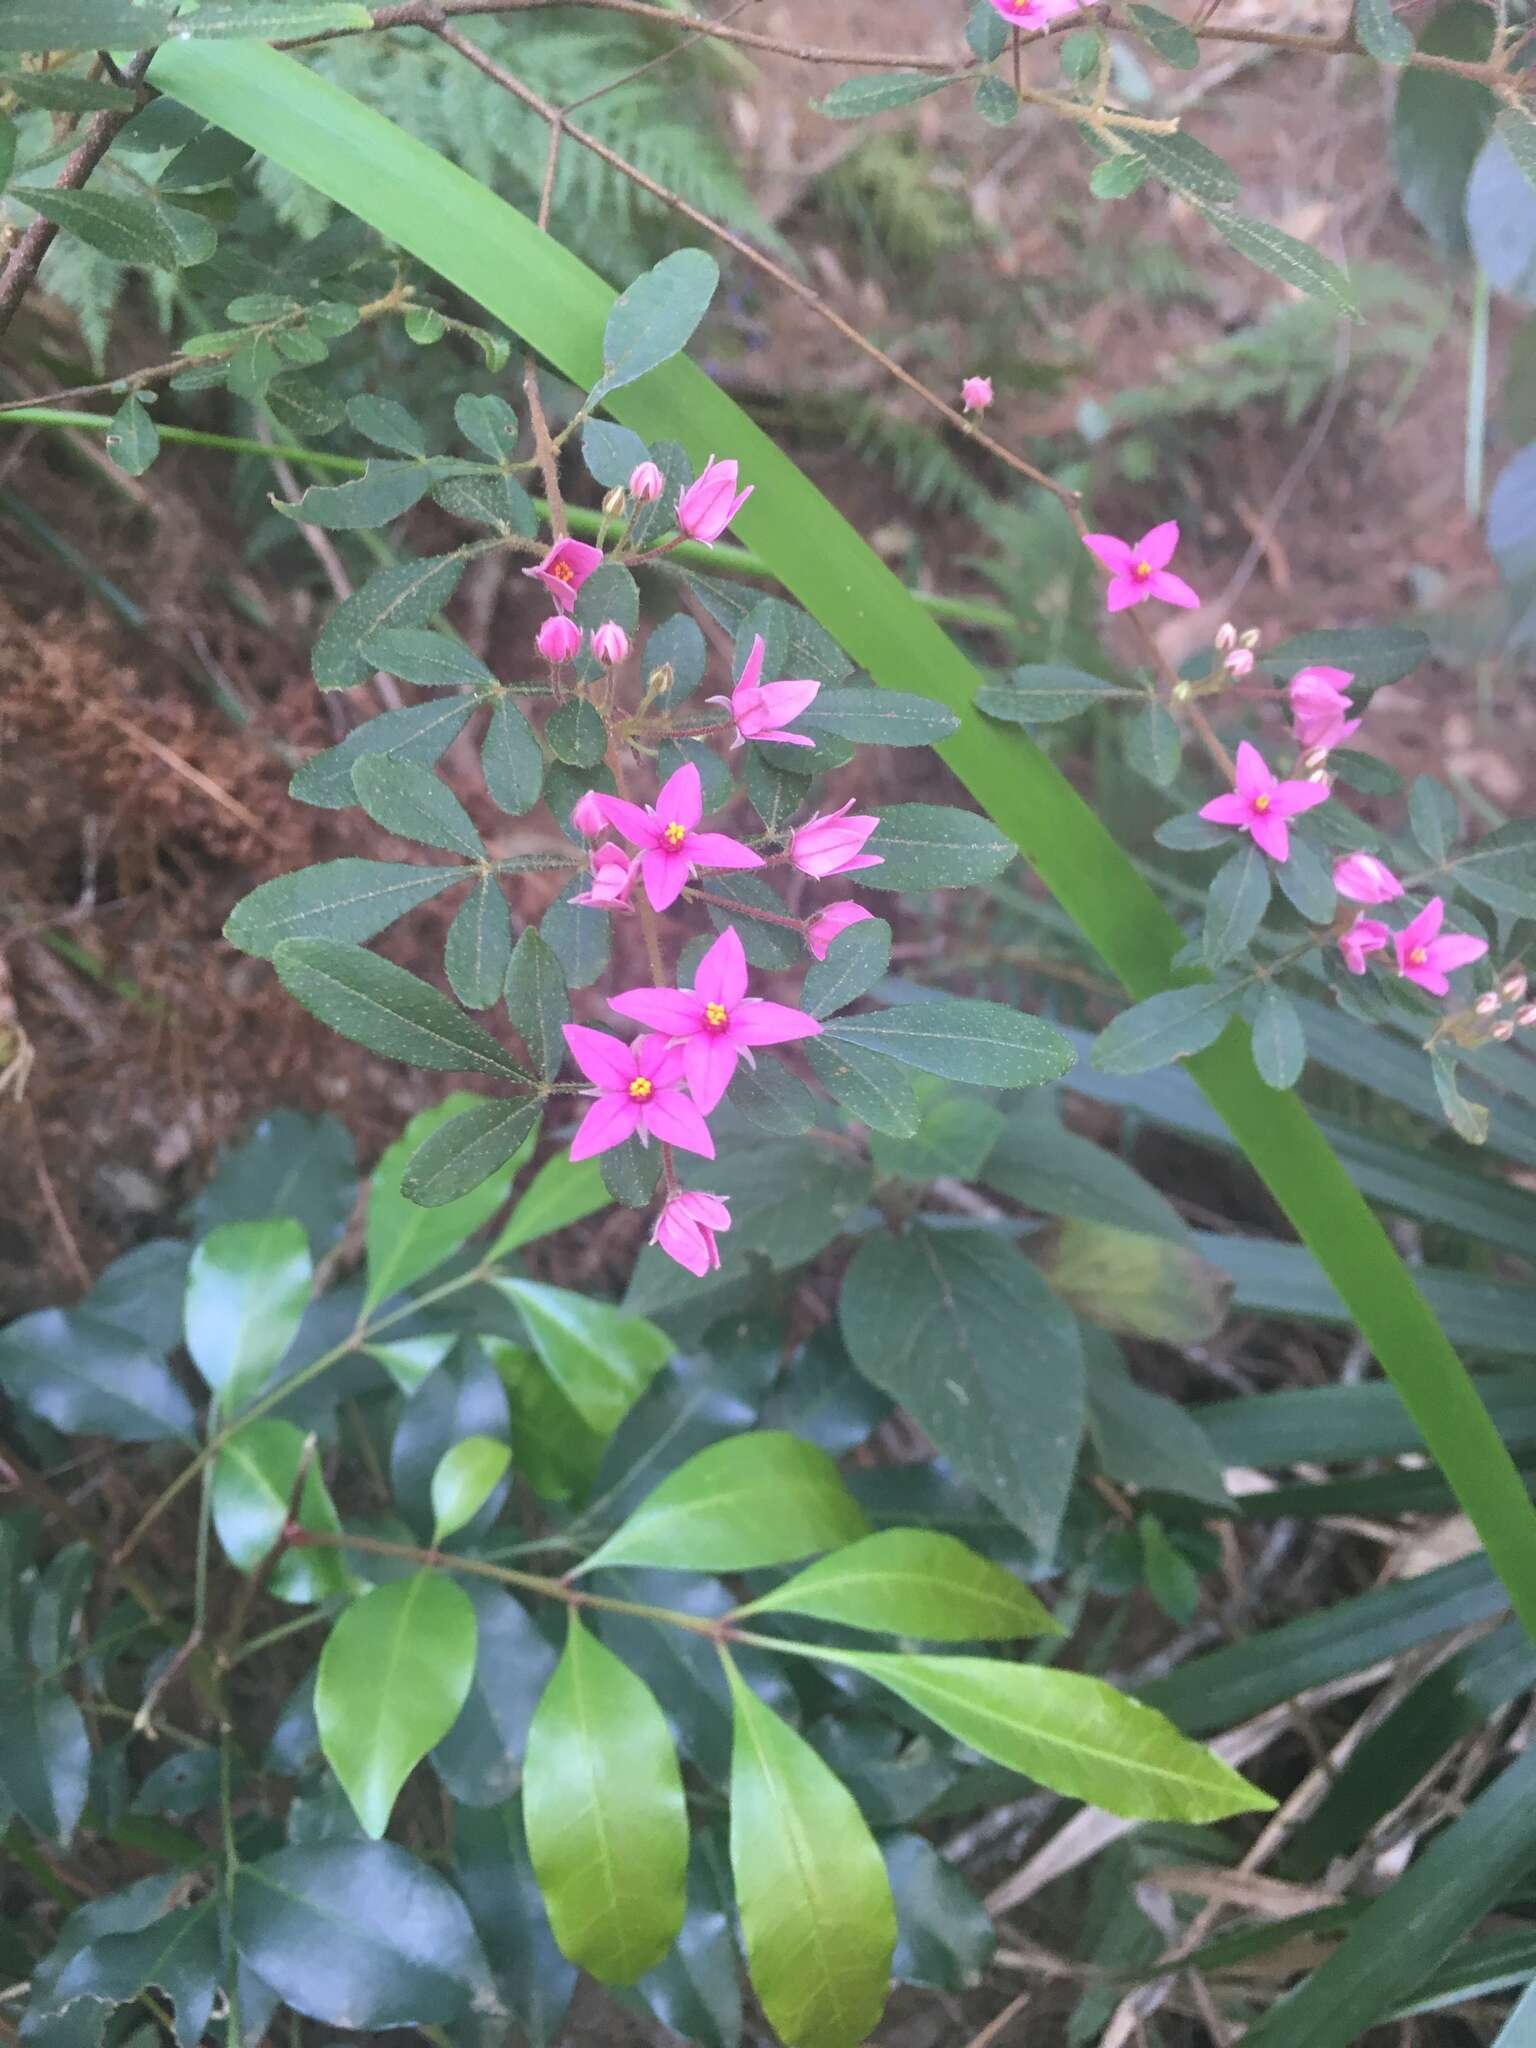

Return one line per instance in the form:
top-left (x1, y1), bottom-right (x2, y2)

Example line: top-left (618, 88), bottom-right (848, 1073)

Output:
top-left (1081, 520), bottom-right (1201, 614)
top-left (609, 926), bottom-right (821, 1114)
top-left (652, 1189), bottom-right (732, 1277)
top-left (706, 634), bottom-right (820, 750)
top-left (522, 537), bottom-right (604, 615)
top-left (593, 760), bottom-right (763, 912)
top-left (1393, 898), bottom-right (1488, 997)
top-left (1339, 917), bottom-right (1390, 975)
top-left (562, 1027), bottom-right (715, 1161)
top-left (1198, 740), bottom-right (1328, 863)
top-left (1288, 667), bottom-right (1360, 755)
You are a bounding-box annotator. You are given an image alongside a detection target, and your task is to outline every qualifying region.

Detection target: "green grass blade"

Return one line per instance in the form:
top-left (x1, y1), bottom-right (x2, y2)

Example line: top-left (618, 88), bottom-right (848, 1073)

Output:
top-left (148, 39), bottom-right (1536, 1641)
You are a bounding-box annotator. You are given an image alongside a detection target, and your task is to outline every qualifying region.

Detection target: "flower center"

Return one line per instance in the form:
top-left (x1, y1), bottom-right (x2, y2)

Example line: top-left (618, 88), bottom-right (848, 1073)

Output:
top-left (704, 1001), bottom-right (730, 1033)
top-left (550, 560), bottom-right (575, 584)
top-left (1409, 946), bottom-right (1428, 966)
top-left (1252, 793), bottom-right (1270, 812)
top-left (1133, 560), bottom-right (1153, 581)
top-left (662, 820), bottom-right (687, 850)
top-left (628, 1075), bottom-right (654, 1101)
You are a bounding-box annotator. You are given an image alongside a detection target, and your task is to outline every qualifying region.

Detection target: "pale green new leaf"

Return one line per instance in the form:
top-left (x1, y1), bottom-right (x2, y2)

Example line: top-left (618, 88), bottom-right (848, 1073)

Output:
top-left (184, 1220), bottom-right (312, 1413)
top-left (738, 1529), bottom-right (1058, 1639)
top-left (367, 1094), bottom-right (535, 1307)
top-left (431, 1435), bottom-right (513, 1544)
top-left (495, 1279), bottom-right (671, 1439)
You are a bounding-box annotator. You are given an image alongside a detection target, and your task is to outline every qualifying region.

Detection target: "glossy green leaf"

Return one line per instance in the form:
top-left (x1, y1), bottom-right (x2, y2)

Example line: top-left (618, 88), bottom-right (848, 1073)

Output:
top-left (211, 1418), bottom-right (349, 1603)
top-left (0, 1688), bottom-right (90, 1844)
top-left (433, 1591), bottom-right (557, 1809)
top-left (273, 939), bottom-right (530, 1077)
top-left (399, 1096), bottom-right (541, 1209)
top-left (726, 1662), bottom-right (896, 2048)
top-left (825, 998), bottom-right (1073, 1087)
top-left (590, 248), bottom-right (718, 403)
top-left (505, 928), bottom-right (570, 1080)
top-left (1392, 1), bottom-right (1495, 253)
top-left (739, 1528), bottom-right (1058, 1639)
top-left (815, 70), bottom-right (963, 118)
top-left (12, 186), bottom-right (214, 267)
top-left (730, 1056), bottom-right (818, 1135)
top-left (233, 1841), bottom-right (490, 2027)
top-left (181, 0), bottom-right (372, 32)
top-left (391, 1346), bottom-right (510, 1541)
top-left (226, 857), bottom-right (469, 957)
top-left (885, 1833), bottom-right (995, 1991)
top-left (980, 1103), bottom-right (1189, 1243)
top-left (841, 1228), bottom-right (1084, 1553)
top-left (974, 664), bottom-right (1140, 724)
top-left (192, 1110), bottom-right (355, 1258)
top-left (1130, 3), bottom-right (1200, 65)
top-left (801, 917), bottom-right (892, 1020)
top-left (444, 874), bottom-right (512, 1010)
top-left (862, 803), bottom-right (1014, 890)
top-left (366, 1094), bottom-right (534, 1308)
top-left (580, 1432), bottom-right (869, 1575)
top-left (522, 1613), bottom-right (688, 1981)
top-left (184, 1219), bottom-right (312, 1412)
top-left (316, 1571), bottom-right (478, 1838)
top-left (1086, 1344), bottom-right (1229, 1506)
top-left (454, 1796), bottom-right (575, 2041)
top-left (488, 1152), bottom-right (610, 1258)
top-left (0, 1308), bottom-right (194, 1442)
top-left (1355, 0), bottom-right (1414, 62)
top-left (494, 1278), bottom-right (671, 1439)
top-left (431, 1435), bottom-right (513, 1544)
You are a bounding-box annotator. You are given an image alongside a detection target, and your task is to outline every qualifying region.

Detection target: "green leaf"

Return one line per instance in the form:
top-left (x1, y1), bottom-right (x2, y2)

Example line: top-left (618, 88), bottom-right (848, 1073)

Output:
top-left (1038, 1218), bottom-right (1232, 1343)
top-left (1112, 125), bottom-right (1240, 205)
top-left (1355, 0), bottom-right (1414, 62)
top-left (974, 74), bottom-right (1020, 125)
top-left (391, 1347), bottom-right (510, 1540)
top-left (179, 1), bottom-right (373, 35)
top-left (981, 1103), bottom-right (1189, 1243)
top-left (0, 0), bottom-right (175, 48)
top-left (0, 1307), bottom-right (194, 1442)
top-left (967, 1), bottom-right (1009, 60)
top-left (1251, 984), bottom-right (1306, 1089)
top-left (367, 1093), bottom-right (534, 1308)
top-left (801, 917), bottom-right (891, 1019)
top-left (367, 627), bottom-right (495, 688)
top-left (814, 70), bottom-right (963, 118)
top-left (739, 1528), bottom-right (1058, 1639)
top-left (351, 756), bottom-right (483, 858)
top-left (1130, 4), bottom-right (1200, 66)
top-left (274, 457), bottom-right (447, 531)
top-left (488, 1151), bottom-right (610, 1258)
top-left (1495, 106), bottom-right (1536, 196)
top-left (184, 1218), bottom-right (312, 1412)
top-left (523, 1614), bottom-right (688, 1981)
top-left (825, 997), bottom-right (1074, 1087)
top-left (494, 1278), bottom-right (671, 1439)
top-left (47, 1899), bottom-right (220, 2048)
top-left (454, 1796), bottom-right (575, 2045)
top-left (482, 695), bottom-right (544, 815)
top-left (314, 554), bottom-right (467, 690)
top-left (273, 939), bottom-right (531, 1077)
top-left (1409, 774), bottom-right (1457, 863)
top-left (1090, 153), bottom-right (1150, 199)
top-left (434, 1592), bottom-right (557, 1810)
top-left (582, 416), bottom-right (651, 486)
top-left (317, 1571), bottom-right (478, 1837)
top-left (399, 1097), bottom-right (542, 1209)
top-left (290, 698), bottom-right (475, 810)
top-left (444, 873), bottom-right (512, 1010)
top-left (233, 1841), bottom-right (490, 2027)
top-left (885, 1834), bottom-right (995, 1992)
top-left (12, 186), bottom-right (214, 267)
top-left (1092, 982), bottom-right (1243, 1073)
top-left (590, 248), bottom-right (719, 404)
top-left (806, 1035), bottom-right (920, 1136)
top-left (105, 392), bottom-right (159, 475)
top-left (573, 560), bottom-right (640, 635)
top-left (1060, 30), bottom-right (1100, 80)
top-left (431, 1435), bottom-right (513, 1545)
top-left (193, 1114), bottom-right (354, 1258)
top-left (836, 1650), bottom-right (1273, 1820)
top-left (1085, 1342), bottom-right (1229, 1506)
top-left (801, 688), bottom-right (957, 746)
top-left (226, 857), bottom-right (469, 958)
top-left (1125, 701), bottom-right (1181, 785)
top-left (1273, 833), bottom-right (1336, 922)
top-left (868, 1092), bottom-right (1003, 1182)
top-left (726, 1662), bottom-right (896, 2048)
top-left (841, 1228), bottom-right (1085, 1552)
top-left (498, 933), bottom-right (564, 1084)
top-left (731, 1056), bottom-right (818, 1135)
top-left (211, 1418), bottom-right (349, 1603)
top-left (581, 1432), bottom-right (869, 1575)
top-left (1447, 817), bottom-right (1536, 919)
top-left (1266, 624), bottom-right (1430, 687)
top-left (0, 114), bottom-right (13, 190)
top-left (1203, 842), bottom-right (1270, 965)
top-left (541, 875), bottom-right (611, 989)
top-left (0, 1689), bottom-right (90, 1844)
top-left (863, 803), bottom-right (1014, 890)
top-left (975, 664), bottom-right (1140, 724)
top-left (643, 611), bottom-right (708, 701)
top-left (545, 698), bottom-right (606, 769)
top-left (1391, 1), bottom-right (1495, 255)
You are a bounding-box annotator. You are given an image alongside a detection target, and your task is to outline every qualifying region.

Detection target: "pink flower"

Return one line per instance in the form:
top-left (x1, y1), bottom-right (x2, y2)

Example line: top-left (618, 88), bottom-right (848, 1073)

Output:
top-left (1198, 739), bottom-right (1329, 863)
top-left (592, 760), bottom-right (763, 912)
top-left (1288, 667), bottom-right (1360, 754)
top-left (570, 788), bottom-right (608, 838)
top-left (628, 460), bottom-right (665, 502)
top-left (676, 456), bottom-right (751, 545)
top-left (609, 926), bottom-right (821, 1114)
top-left (790, 799), bottom-right (883, 880)
top-left (562, 1027), bottom-right (715, 1162)
top-left (1223, 647), bottom-right (1255, 678)
top-left (651, 1189), bottom-right (732, 1278)
top-left (1393, 898), bottom-right (1489, 997)
top-left (593, 621), bottom-right (630, 667)
top-left (536, 614), bottom-right (582, 665)
top-left (706, 634), bottom-right (820, 750)
top-left (1333, 853), bottom-right (1404, 906)
top-left (523, 537), bottom-right (604, 615)
top-left (1339, 916), bottom-right (1390, 975)
top-left (1081, 521), bottom-right (1200, 614)
top-left (805, 900), bottom-right (875, 961)
top-left (988, 0), bottom-right (1083, 25)
top-left (961, 375), bottom-right (993, 414)
top-left (571, 841), bottom-right (639, 914)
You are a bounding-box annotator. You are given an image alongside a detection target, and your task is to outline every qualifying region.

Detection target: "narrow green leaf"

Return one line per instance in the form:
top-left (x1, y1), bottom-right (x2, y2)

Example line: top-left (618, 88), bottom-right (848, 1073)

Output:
top-left (826, 998), bottom-right (1074, 1087)
top-left (313, 554), bottom-right (467, 690)
top-left (590, 249), bottom-right (718, 404)
top-left (431, 1435), bottom-right (513, 1543)
top-left (1092, 982), bottom-right (1243, 1073)
top-left (975, 665), bottom-right (1140, 724)
top-left (1495, 106), bottom-right (1536, 193)
top-left (351, 757), bottom-right (484, 858)
top-left (801, 688), bottom-right (957, 746)
top-left (179, 1), bottom-right (373, 35)
top-left (739, 1528), bottom-right (1058, 1639)
top-left (211, 1417), bottom-right (349, 1603)
top-left (367, 1093), bottom-right (534, 1306)
top-left (399, 1097), bottom-right (542, 1209)
top-left (726, 1663), bottom-right (896, 2048)
top-left (504, 928), bottom-right (571, 1081)
top-left (1391, 2), bottom-right (1495, 256)
top-left (801, 917), bottom-right (891, 1019)
top-left (444, 873), bottom-right (512, 1010)
top-left (1251, 984), bottom-right (1306, 1089)
top-left (273, 939), bottom-right (530, 1077)
top-left (523, 1614), bottom-right (688, 1981)
top-left (184, 1219), bottom-right (312, 1413)
top-left (1203, 843), bottom-right (1271, 965)
top-left (815, 70), bottom-right (963, 118)
top-left (317, 1571), bottom-right (478, 1838)
top-left (227, 857), bottom-right (468, 958)
top-left (862, 803), bottom-right (1014, 890)
top-left (806, 1035), bottom-right (919, 1135)
top-left (0, 0), bottom-right (175, 49)
top-left (290, 698), bottom-right (474, 811)
top-left (0, 1689), bottom-right (90, 1844)
top-left (482, 695), bottom-right (544, 815)
top-left (13, 186), bottom-right (214, 267)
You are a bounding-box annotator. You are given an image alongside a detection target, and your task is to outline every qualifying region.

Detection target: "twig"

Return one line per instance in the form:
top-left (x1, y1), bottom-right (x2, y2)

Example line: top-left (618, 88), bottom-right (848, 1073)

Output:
top-left (19, 1098), bottom-right (91, 1291)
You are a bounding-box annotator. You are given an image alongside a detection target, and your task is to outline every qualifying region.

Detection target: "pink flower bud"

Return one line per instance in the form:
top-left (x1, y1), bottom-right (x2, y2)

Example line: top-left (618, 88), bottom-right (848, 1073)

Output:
top-left (805, 900), bottom-right (876, 962)
top-left (1288, 667), bottom-right (1360, 754)
top-left (676, 455), bottom-right (752, 546)
top-left (570, 841), bottom-right (639, 915)
top-left (628, 460), bottom-right (665, 502)
top-left (1518, 1003), bottom-right (1536, 1028)
top-left (1223, 647), bottom-right (1255, 678)
top-left (961, 374), bottom-right (993, 414)
top-left (536, 614), bottom-right (583, 665)
top-left (1475, 990), bottom-right (1501, 1016)
top-left (1502, 972), bottom-right (1528, 1004)
top-left (1493, 1021), bottom-right (1515, 1041)
top-left (1215, 622), bottom-right (1237, 652)
top-left (790, 800), bottom-right (884, 880)
top-left (651, 1189), bottom-right (732, 1278)
top-left (570, 788), bottom-right (607, 837)
top-left (1333, 853), bottom-right (1405, 906)
top-left (592, 621), bottom-right (630, 667)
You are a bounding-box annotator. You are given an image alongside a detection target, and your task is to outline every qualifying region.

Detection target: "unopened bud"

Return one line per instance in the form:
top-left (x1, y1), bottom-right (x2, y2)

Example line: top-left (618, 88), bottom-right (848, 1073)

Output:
top-left (1475, 990), bottom-right (1501, 1016)
top-left (649, 663), bottom-right (674, 697)
top-left (592, 620), bottom-right (630, 667)
top-left (1301, 746), bottom-right (1329, 772)
top-left (602, 486), bottom-right (627, 519)
top-left (1171, 680), bottom-right (1191, 702)
top-left (1223, 647), bottom-right (1255, 678)
top-left (1519, 1003), bottom-right (1536, 1029)
top-left (1215, 622), bottom-right (1237, 652)
top-left (1307, 767), bottom-right (1331, 786)
top-left (1492, 1020), bottom-right (1516, 1041)
top-left (1502, 972), bottom-right (1528, 1003)
top-left (1240, 628), bottom-right (1261, 649)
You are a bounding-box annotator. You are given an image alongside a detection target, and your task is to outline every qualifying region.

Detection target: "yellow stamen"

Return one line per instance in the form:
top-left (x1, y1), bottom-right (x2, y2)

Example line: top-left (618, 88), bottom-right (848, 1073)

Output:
top-left (628, 1076), bottom-right (654, 1101)
top-left (1253, 793), bottom-right (1270, 813)
top-left (704, 1001), bottom-right (729, 1032)
top-left (1133, 559), bottom-right (1153, 580)
top-left (1409, 946), bottom-right (1428, 966)
top-left (550, 560), bottom-right (575, 584)
top-left (662, 821), bottom-right (687, 849)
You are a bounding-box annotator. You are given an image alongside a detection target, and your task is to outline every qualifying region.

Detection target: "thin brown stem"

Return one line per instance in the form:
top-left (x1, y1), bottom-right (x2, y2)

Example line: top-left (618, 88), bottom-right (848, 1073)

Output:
top-left (683, 883), bottom-right (804, 933)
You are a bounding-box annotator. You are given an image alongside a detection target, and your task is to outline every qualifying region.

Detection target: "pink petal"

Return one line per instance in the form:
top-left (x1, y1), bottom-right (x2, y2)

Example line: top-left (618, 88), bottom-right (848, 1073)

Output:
top-left (694, 926), bottom-right (749, 1008)
top-left (1399, 898), bottom-right (1444, 953)
top-left (1270, 778), bottom-right (1330, 819)
top-left (654, 760), bottom-right (703, 831)
top-left (641, 846), bottom-right (691, 912)
top-left (684, 1032), bottom-right (739, 1115)
top-left (1232, 741), bottom-right (1273, 802)
top-left (1082, 532), bottom-right (1135, 575)
top-left (1247, 812), bottom-right (1290, 862)
top-left (568, 1094), bottom-right (639, 1161)
top-left (1148, 570), bottom-right (1201, 610)
top-left (736, 635), bottom-right (765, 692)
top-left (633, 1033), bottom-right (689, 1086)
top-left (730, 999), bottom-right (823, 1047)
top-left (1428, 934), bottom-right (1489, 974)
top-left (758, 677), bottom-right (821, 725)
top-left (760, 729), bottom-right (816, 748)
top-left (1199, 793), bottom-right (1251, 827)
top-left (562, 1023), bottom-right (638, 1091)
top-left (1104, 576), bottom-right (1144, 614)
top-left (685, 831), bottom-right (765, 872)
top-left (639, 1088), bottom-right (716, 1159)
top-left (592, 793), bottom-right (659, 848)
top-left (609, 986), bottom-right (703, 1034)
top-left (1400, 962), bottom-right (1449, 997)
top-left (676, 1191), bottom-right (731, 1231)
top-left (1136, 520), bottom-right (1180, 570)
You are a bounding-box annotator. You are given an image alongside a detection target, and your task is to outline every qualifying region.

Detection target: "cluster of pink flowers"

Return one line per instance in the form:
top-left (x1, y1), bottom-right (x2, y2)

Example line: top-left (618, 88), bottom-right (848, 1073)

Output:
top-left (522, 458), bottom-right (886, 1276)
